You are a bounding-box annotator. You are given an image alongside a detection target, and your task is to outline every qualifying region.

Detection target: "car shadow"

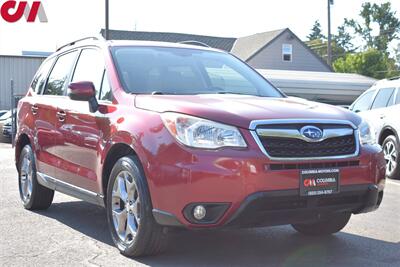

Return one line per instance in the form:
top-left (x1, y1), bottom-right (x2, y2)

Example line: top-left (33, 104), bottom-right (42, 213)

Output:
top-left (36, 200), bottom-right (400, 267)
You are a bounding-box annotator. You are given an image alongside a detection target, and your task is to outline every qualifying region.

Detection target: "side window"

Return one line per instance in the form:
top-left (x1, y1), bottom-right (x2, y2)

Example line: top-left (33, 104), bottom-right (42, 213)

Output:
top-left (72, 49), bottom-right (105, 97)
top-left (44, 51), bottom-right (78, 96)
top-left (31, 58), bottom-right (54, 93)
top-left (371, 88), bottom-right (395, 109)
top-left (396, 89), bottom-right (400, 105)
top-left (99, 71), bottom-right (112, 101)
top-left (351, 91), bottom-right (374, 112)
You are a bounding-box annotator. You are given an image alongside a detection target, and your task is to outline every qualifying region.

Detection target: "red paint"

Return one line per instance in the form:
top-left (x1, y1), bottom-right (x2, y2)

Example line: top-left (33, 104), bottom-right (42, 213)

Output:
top-left (0, 1), bottom-right (44, 23)
top-left (15, 41), bottom-right (386, 228)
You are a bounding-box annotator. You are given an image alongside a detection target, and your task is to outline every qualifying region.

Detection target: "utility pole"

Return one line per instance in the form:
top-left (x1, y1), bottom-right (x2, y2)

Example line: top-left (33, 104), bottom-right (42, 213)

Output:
top-left (327, 0), bottom-right (333, 66)
top-left (105, 0), bottom-right (109, 40)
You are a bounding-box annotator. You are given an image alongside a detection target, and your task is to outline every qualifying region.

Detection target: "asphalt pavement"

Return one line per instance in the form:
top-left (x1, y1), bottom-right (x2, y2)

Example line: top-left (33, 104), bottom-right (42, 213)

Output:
top-left (0, 142), bottom-right (399, 267)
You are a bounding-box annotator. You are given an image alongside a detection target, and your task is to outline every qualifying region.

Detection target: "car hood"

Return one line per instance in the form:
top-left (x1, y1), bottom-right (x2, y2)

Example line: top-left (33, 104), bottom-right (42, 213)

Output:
top-left (135, 94), bottom-right (361, 129)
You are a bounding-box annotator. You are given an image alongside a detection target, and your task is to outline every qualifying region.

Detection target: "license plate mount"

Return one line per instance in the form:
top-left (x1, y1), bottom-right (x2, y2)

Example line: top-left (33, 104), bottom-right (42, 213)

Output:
top-left (300, 168), bottom-right (340, 196)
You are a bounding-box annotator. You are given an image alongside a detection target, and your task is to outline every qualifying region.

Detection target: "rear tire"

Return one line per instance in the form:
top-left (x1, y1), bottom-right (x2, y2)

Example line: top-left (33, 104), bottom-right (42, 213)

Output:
top-left (382, 135), bottom-right (399, 180)
top-left (18, 144), bottom-right (54, 210)
top-left (292, 212), bottom-right (351, 236)
top-left (106, 155), bottom-right (169, 257)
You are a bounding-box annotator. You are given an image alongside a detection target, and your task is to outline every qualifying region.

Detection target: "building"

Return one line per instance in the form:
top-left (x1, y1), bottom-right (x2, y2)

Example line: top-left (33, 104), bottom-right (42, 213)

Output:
top-left (102, 28), bottom-right (332, 72)
top-left (258, 69), bottom-right (376, 105)
top-left (0, 55), bottom-right (45, 110)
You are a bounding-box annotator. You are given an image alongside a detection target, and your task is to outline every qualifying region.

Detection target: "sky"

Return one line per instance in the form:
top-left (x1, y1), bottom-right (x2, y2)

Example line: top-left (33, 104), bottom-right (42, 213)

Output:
top-left (0, 0), bottom-right (399, 55)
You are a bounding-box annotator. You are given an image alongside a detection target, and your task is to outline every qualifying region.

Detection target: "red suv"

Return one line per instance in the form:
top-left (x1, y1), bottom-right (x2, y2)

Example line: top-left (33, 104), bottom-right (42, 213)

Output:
top-left (15, 37), bottom-right (386, 257)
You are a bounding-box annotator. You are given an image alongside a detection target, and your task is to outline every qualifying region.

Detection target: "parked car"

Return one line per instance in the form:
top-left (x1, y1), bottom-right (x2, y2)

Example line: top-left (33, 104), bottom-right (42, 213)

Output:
top-left (350, 78), bottom-right (400, 179)
top-left (2, 117), bottom-right (12, 138)
top-left (15, 38), bottom-right (386, 257)
top-left (0, 110), bottom-right (12, 143)
top-left (0, 110), bottom-right (8, 118)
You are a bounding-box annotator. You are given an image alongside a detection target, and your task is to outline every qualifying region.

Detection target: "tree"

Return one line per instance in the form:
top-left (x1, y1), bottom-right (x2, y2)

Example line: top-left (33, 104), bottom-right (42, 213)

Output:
top-left (307, 20), bottom-right (326, 41)
top-left (345, 2), bottom-right (400, 52)
top-left (306, 39), bottom-right (347, 63)
top-left (333, 48), bottom-right (400, 79)
top-left (334, 24), bottom-right (355, 52)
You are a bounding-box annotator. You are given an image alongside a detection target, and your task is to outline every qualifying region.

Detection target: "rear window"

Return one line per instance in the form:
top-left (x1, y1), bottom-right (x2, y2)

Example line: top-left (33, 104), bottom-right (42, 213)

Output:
top-left (111, 46), bottom-right (283, 97)
top-left (31, 58), bottom-right (54, 93)
top-left (43, 51), bottom-right (78, 96)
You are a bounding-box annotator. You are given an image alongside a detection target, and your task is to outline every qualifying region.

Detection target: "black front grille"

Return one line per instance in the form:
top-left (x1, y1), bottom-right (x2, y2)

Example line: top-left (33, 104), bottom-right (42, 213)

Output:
top-left (259, 135), bottom-right (356, 158)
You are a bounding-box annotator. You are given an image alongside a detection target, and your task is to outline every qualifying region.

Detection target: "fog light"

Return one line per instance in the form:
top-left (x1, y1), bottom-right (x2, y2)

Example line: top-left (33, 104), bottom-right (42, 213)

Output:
top-left (193, 205), bottom-right (206, 220)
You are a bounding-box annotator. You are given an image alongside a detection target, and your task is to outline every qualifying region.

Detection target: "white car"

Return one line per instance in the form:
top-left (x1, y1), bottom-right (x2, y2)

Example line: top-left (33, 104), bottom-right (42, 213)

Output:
top-left (350, 77), bottom-right (400, 179)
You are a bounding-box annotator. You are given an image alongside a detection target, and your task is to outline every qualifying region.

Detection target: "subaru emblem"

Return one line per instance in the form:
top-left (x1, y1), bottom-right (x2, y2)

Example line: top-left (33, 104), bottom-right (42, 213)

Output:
top-left (300, 126), bottom-right (323, 141)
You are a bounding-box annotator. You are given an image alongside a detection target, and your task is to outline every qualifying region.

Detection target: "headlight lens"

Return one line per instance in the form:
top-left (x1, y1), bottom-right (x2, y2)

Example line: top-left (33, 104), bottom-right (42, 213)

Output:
top-left (359, 120), bottom-right (376, 145)
top-left (161, 112), bottom-right (247, 149)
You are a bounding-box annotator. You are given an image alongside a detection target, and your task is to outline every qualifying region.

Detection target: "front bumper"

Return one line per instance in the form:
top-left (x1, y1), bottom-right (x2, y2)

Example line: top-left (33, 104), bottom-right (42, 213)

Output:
top-left (225, 183), bottom-right (383, 228)
top-left (153, 183), bottom-right (384, 228)
top-left (144, 128), bottom-right (386, 229)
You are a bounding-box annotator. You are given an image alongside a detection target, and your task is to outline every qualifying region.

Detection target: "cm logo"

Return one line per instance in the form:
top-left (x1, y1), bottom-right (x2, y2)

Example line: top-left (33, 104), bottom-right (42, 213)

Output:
top-left (0, 1), bottom-right (47, 23)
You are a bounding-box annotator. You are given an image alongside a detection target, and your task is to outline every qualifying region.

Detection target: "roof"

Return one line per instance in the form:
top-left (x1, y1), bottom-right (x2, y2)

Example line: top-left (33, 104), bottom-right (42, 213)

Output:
top-left (100, 29), bottom-right (236, 51)
top-left (230, 29), bottom-right (286, 61)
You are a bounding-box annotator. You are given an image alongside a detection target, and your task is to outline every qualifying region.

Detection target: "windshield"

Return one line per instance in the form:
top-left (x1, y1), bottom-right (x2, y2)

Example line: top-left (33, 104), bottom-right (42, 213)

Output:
top-left (111, 46), bottom-right (284, 97)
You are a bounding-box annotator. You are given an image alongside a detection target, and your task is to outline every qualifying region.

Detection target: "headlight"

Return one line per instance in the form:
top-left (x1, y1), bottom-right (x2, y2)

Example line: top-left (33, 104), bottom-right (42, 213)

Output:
top-left (161, 112), bottom-right (247, 149)
top-left (358, 120), bottom-right (376, 145)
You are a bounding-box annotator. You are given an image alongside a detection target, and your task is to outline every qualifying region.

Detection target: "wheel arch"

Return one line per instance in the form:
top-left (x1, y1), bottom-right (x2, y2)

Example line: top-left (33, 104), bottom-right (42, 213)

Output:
top-left (15, 132), bottom-right (33, 170)
top-left (101, 142), bottom-right (137, 198)
top-left (378, 126), bottom-right (399, 146)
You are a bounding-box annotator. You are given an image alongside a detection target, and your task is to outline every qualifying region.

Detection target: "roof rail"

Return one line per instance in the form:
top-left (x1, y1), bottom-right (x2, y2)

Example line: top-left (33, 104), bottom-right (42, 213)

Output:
top-left (56, 36), bottom-right (103, 52)
top-left (388, 76), bottom-right (400, 81)
top-left (179, 40), bottom-right (210, 48)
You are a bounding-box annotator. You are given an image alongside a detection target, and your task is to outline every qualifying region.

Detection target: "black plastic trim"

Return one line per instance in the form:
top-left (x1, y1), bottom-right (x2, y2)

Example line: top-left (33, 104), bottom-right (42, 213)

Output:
top-left (152, 209), bottom-right (184, 227)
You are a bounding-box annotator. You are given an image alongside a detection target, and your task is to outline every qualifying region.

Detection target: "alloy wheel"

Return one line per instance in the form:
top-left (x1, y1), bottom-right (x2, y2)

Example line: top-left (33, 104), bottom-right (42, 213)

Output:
top-left (384, 140), bottom-right (397, 175)
top-left (20, 153), bottom-right (33, 203)
top-left (111, 171), bottom-right (141, 244)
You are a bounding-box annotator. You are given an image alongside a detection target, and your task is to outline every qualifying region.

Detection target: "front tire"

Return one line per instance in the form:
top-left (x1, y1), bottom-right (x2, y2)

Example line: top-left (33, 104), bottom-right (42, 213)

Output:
top-left (292, 212), bottom-right (351, 236)
top-left (106, 155), bottom-right (168, 257)
top-left (18, 144), bottom-right (54, 210)
top-left (382, 135), bottom-right (399, 180)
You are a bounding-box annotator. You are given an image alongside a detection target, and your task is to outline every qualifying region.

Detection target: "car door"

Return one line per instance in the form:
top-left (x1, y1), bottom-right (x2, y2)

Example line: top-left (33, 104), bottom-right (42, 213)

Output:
top-left (33, 51), bottom-right (78, 178)
top-left (52, 48), bottom-right (109, 192)
top-left (367, 87), bottom-right (396, 138)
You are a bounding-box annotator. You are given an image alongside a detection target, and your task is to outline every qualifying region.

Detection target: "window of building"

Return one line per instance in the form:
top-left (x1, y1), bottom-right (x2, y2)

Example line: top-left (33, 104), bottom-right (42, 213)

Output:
top-left (43, 51), bottom-right (78, 96)
top-left (371, 88), bottom-right (395, 109)
top-left (282, 44), bottom-right (292, 62)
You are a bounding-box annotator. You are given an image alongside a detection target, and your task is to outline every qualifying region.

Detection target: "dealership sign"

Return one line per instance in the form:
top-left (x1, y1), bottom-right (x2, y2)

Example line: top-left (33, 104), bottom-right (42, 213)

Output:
top-left (0, 1), bottom-right (47, 22)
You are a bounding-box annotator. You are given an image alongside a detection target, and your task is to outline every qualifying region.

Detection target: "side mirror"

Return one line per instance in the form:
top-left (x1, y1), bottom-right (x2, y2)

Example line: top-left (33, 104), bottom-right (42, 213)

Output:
top-left (68, 81), bottom-right (98, 112)
top-left (68, 81), bottom-right (96, 101)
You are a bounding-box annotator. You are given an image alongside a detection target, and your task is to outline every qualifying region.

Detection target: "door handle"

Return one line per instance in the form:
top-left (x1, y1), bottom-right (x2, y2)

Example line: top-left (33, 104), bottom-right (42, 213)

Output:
top-left (380, 115), bottom-right (386, 119)
top-left (31, 105), bottom-right (39, 115)
top-left (56, 110), bottom-right (66, 122)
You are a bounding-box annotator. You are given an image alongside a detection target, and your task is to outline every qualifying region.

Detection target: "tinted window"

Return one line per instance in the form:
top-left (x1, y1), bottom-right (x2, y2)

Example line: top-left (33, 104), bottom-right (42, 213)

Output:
top-left (72, 49), bottom-right (105, 97)
top-left (99, 71), bottom-right (112, 101)
top-left (371, 88), bottom-right (395, 109)
top-left (31, 59), bottom-right (54, 93)
top-left (112, 47), bottom-right (282, 97)
top-left (396, 89), bottom-right (400, 104)
top-left (44, 51), bottom-right (78, 96)
top-left (352, 91), bottom-right (374, 112)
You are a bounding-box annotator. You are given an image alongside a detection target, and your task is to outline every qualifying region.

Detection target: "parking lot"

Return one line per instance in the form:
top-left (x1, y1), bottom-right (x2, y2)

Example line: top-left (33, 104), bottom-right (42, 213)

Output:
top-left (0, 142), bottom-right (399, 266)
